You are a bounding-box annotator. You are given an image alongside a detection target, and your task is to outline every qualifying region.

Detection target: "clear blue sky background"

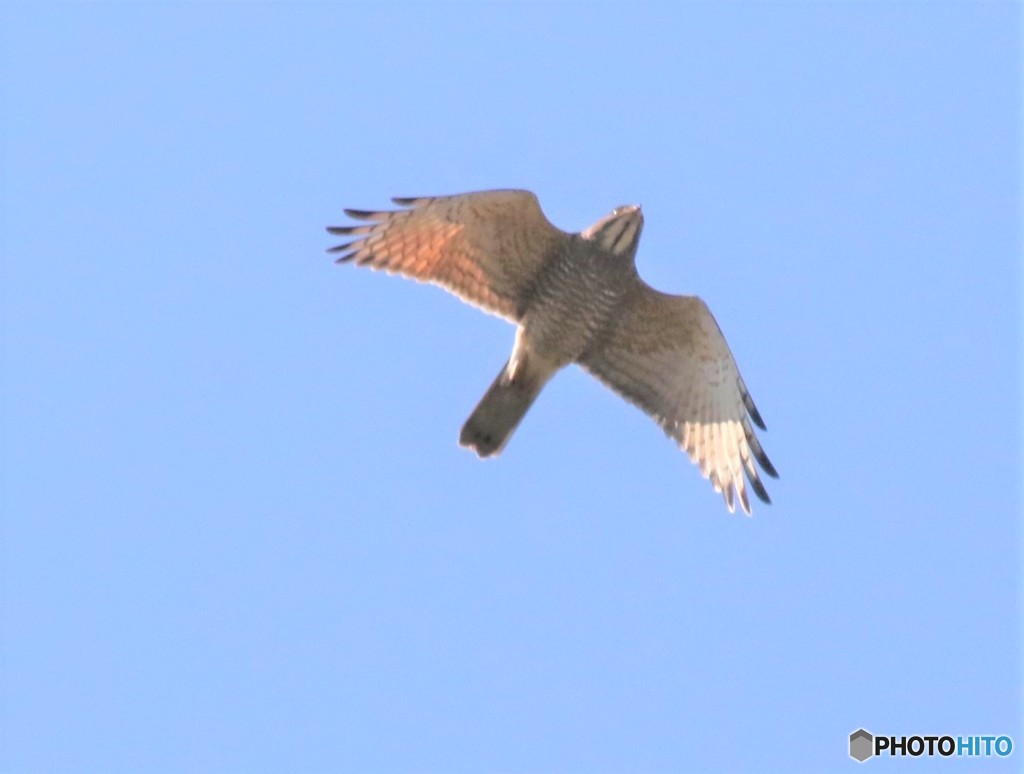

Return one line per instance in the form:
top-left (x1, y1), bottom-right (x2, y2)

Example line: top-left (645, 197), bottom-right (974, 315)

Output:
top-left (2, 3), bottom-right (1020, 772)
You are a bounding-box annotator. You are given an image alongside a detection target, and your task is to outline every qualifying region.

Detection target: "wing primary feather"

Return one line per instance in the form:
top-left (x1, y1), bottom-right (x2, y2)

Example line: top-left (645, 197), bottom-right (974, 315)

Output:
top-left (326, 241), bottom-right (355, 254)
top-left (390, 196), bottom-right (427, 206)
top-left (744, 421), bottom-right (779, 478)
top-left (740, 380), bottom-right (767, 430)
top-left (746, 398), bottom-right (766, 429)
top-left (326, 224), bottom-right (374, 236)
top-left (343, 208), bottom-right (384, 221)
top-left (738, 485), bottom-right (751, 515)
top-left (746, 470), bottom-right (772, 504)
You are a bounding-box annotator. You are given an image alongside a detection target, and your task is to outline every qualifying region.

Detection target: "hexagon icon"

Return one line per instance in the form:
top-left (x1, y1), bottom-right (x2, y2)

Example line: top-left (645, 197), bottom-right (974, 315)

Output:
top-left (849, 729), bottom-right (874, 762)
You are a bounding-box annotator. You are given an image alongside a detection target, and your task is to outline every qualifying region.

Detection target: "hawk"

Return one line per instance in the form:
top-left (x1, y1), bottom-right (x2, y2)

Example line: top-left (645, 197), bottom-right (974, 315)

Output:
top-left (327, 190), bottom-right (778, 514)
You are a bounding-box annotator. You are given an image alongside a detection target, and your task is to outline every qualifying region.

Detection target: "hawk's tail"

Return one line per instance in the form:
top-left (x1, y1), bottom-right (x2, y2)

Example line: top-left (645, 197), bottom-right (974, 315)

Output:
top-left (460, 354), bottom-right (551, 458)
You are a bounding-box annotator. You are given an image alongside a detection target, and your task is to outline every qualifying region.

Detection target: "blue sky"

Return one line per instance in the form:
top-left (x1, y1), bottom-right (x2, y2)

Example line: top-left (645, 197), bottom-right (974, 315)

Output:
top-left (2, 3), bottom-right (1020, 772)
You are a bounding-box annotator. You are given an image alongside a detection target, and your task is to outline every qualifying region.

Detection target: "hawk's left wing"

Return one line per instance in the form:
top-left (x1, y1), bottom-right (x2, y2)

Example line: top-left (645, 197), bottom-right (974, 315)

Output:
top-left (580, 281), bottom-right (778, 514)
top-left (327, 189), bottom-right (570, 321)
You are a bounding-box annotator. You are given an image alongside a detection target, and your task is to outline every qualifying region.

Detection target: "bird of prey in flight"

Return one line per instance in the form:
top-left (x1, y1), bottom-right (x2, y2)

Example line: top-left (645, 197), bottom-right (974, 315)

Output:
top-left (327, 189), bottom-right (777, 514)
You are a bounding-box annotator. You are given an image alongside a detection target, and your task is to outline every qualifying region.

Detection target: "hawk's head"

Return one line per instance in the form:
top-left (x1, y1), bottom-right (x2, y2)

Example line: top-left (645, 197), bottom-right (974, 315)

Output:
top-left (582, 204), bottom-right (644, 258)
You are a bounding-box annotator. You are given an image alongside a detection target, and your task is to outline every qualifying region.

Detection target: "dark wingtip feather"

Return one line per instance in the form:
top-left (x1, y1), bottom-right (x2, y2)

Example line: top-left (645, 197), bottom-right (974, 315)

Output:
top-left (744, 420), bottom-right (779, 479)
top-left (326, 241), bottom-right (354, 254)
top-left (343, 208), bottom-right (379, 220)
top-left (391, 196), bottom-right (423, 206)
top-left (747, 472), bottom-right (772, 505)
top-left (327, 224), bottom-right (368, 236)
top-left (743, 390), bottom-right (767, 430)
top-left (748, 436), bottom-right (778, 479)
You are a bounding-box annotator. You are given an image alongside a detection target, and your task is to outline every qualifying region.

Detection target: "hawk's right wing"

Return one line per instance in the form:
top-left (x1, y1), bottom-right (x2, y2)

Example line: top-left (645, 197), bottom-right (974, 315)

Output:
top-left (327, 189), bottom-right (570, 321)
top-left (580, 282), bottom-right (778, 514)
